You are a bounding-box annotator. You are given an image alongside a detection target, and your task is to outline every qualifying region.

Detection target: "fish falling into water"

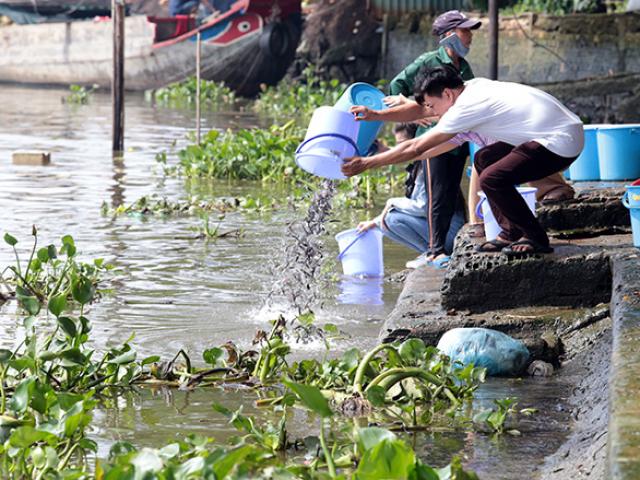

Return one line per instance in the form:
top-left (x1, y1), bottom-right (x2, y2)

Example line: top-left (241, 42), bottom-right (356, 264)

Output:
top-left (266, 179), bottom-right (336, 320)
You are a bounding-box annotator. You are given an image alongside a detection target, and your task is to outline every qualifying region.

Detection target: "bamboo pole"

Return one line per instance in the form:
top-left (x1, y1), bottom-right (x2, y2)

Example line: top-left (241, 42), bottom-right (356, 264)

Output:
top-left (489, 0), bottom-right (499, 80)
top-left (196, 32), bottom-right (202, 145)
top-left (112, 0), bottom-right (125, 152)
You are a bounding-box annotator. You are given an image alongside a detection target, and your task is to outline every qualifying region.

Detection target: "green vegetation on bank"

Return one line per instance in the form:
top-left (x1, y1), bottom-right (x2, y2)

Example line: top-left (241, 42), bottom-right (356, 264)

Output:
top-left (0, 231), bottom-right (536, 479)
top-left (152, 68), bottom-right (399, 208)
top-left (152, 78), bottom-right (237, 107)
top-left (62, 85), bottom-right (96, 105)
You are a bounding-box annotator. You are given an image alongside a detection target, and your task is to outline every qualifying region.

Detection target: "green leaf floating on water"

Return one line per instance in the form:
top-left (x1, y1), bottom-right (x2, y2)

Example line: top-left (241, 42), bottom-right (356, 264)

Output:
top-left (57, 316), bottom-right (77, 339)
top-left (9, 377), bottom-right (34, 414)
top-left (0, 348), bottom-right (13, 364)
top-left (203, 347), bottom-right (224, 367)
top-left (59, 348), bottom-right (86, 366)
top-left (398, 338), bottom-right (427, 364)
top-left (355, 438), bottom-right (416, 480)
top-left (356, 427), bottom-right (397, 456)
top-left (72, 277), bottom-right (95, 305)
top-left (365, 386), bottom-right (387, 407)
top-left (108, 350), bottom-right (136, 365)
top-left (283, 379), bottom-right (332, 418)
top-left (48, 294), bottom-right (67, 318)
top-left (20, 296), bottom-right (40, 316)
top-left (9, 426), bottom-right (55, 448)
top-left (36, 247), bottom-right (49, 263)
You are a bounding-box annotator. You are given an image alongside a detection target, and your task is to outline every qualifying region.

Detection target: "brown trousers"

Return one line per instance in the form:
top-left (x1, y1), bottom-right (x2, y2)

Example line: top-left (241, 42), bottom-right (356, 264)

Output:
top-left (474, 141), bottom-right (577, 246)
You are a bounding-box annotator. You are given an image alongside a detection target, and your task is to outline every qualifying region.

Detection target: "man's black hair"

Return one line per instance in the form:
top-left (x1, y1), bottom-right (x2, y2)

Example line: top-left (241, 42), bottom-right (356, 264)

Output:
top-left (413, 65), bottom-right (464, 104)
top-left (393, 122), bottom-right (419, 139)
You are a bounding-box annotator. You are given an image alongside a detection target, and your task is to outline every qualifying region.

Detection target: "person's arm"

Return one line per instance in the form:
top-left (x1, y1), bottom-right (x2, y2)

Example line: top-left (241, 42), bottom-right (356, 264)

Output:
top-left (350, 102), bottom-right (435, 124)
top-left (341, 130), bottom-right (456, 176)
top-left (423, 140), bottom-right (458, 158)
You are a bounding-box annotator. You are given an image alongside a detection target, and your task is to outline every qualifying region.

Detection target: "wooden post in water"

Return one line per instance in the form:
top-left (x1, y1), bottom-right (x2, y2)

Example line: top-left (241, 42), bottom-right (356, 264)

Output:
top-left (112, 0), bottom-right (125, 153)
top-left (196, 32), bottom-right (202, 145)
top-left (488, 0), bottom-right (499, 80)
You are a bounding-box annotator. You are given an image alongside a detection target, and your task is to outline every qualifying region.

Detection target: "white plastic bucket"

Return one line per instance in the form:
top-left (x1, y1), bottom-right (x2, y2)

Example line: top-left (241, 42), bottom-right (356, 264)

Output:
top-left (295, 107), bottom-right (360, 180)
top-left (476, 187), bottom-right (538, 241)
top-left (335, 228), bottom-right (384, 277)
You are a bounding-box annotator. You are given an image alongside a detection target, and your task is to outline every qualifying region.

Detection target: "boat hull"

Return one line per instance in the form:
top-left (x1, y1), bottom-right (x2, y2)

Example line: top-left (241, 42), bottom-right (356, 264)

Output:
top-left (0, 2), bottom-right (300, 95)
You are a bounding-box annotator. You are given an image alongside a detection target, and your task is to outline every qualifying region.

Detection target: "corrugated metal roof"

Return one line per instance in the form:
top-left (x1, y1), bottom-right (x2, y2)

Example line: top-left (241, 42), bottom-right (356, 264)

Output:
top-left (371, 0), bottom-right (470, 14)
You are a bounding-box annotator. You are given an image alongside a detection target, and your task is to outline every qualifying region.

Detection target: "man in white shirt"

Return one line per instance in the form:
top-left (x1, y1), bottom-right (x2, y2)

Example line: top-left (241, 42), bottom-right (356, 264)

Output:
top-left (342, 66), bottom-right (584, 256)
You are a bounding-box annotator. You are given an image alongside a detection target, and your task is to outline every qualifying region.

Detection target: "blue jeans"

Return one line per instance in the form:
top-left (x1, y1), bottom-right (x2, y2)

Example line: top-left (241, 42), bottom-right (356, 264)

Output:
top-left (382, 208), bottom-right (465, 255)
top-left (169, 0), bottom-right (199, 16)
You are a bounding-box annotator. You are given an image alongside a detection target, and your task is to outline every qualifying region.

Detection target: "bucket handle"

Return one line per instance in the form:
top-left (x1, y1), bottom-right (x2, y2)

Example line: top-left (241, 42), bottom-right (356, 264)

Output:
top-left (337, 230), bottom-right (368, 261)
top-left (475, 197), bottom-right (486, 220)
top-left (296, 133), bottom-right (360, 156)
top-left (622, 191), bottom-right (630, 209)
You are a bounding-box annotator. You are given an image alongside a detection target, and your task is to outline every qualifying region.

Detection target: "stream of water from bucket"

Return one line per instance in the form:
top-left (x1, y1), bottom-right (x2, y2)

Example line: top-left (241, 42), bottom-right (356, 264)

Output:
top-left (266, 179), bottom-right (337, 317)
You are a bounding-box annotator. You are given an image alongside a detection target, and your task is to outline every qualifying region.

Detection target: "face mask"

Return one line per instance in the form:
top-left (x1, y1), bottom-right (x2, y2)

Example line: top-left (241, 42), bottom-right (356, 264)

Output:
top-left (439, 33), bottom-right (469, 58)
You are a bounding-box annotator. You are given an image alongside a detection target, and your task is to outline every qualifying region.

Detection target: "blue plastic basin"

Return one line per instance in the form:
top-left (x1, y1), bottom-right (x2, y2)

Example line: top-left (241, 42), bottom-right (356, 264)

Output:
top-left (597, 124), bottom-right (640, 181)
top-left (569, 124), bottom-right (603, 181)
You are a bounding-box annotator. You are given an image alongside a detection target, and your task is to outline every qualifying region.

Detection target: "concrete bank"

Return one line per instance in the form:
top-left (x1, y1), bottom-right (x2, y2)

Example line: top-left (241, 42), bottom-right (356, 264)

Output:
top-left (382, 215), bottom-right (639, 478)
top-left (607, 252), bottom-right (640, 478)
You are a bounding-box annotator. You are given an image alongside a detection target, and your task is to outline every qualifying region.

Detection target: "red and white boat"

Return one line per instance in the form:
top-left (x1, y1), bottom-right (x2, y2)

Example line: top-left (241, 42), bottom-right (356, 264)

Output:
top-left (0, 0), bottom-right (302, 95)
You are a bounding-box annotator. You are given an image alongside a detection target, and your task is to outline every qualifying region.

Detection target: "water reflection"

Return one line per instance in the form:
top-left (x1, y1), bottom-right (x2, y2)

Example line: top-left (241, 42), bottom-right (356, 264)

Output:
top-left (336, 275), bottom-right (384, 305)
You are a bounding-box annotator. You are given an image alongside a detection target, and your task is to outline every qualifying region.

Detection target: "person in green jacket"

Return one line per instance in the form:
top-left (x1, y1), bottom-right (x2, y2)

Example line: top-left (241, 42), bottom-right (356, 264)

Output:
top-left (356, 11), bottom-right (480, 269)
top-left (391, 10), bottom-right (480, 268)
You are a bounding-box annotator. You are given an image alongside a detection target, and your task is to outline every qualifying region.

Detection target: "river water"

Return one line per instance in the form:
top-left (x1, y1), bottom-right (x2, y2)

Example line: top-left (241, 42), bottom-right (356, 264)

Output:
top-left (0, 86), bottom-right (574, 477)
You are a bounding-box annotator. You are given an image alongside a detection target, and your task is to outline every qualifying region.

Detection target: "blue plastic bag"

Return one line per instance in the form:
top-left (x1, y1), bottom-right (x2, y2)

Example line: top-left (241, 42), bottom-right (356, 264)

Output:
top-left (437, 328), bottom-right (530, 376)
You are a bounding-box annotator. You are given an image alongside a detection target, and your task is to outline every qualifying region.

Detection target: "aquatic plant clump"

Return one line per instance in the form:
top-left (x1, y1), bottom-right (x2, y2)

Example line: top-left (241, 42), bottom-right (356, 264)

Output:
top-left (176, 121), bottom-right (304, 181)
top-left (0, 229), bottom-right (113, 314)
top-left (0, 234), bottom-right (492, 479)
top-left (100, 194), bottom-right (280, 218)
top-left (62, 84), bottom-right (97, 105)
top-left (253, 68), bottom-right (347, 122)
top-left (151, 77), bottom-right (238, 107)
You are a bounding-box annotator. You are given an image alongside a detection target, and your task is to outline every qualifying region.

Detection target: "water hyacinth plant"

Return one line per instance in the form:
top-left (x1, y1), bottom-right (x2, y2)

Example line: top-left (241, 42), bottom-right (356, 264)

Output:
top-left (253, 67), bottom-right (348, 122)
top-left (0, 228), bottom-right (113, 314)
top-left (176, 120), bottom-right (304, 181)
top-left (0, 235), bottom-right (516, 478)
top-left (62, 84), bottom-right (97, 105)
top-left (152, 77), bottom-right (238, 107)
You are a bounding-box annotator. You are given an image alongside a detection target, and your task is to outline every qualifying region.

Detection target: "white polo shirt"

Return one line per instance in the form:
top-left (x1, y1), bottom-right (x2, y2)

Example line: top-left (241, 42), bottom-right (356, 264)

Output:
top-left (433, 78), bottom-right (585, 158)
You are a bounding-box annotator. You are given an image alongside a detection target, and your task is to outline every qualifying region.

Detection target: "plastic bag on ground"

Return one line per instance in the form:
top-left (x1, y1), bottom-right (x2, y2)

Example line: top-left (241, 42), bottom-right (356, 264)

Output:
top-left (437, 327), bottom-right (530, 376)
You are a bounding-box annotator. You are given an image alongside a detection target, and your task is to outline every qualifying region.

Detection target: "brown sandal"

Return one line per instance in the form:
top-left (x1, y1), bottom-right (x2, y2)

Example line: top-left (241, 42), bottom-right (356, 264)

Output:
top-left (475, 238), bottom-right (511, 253)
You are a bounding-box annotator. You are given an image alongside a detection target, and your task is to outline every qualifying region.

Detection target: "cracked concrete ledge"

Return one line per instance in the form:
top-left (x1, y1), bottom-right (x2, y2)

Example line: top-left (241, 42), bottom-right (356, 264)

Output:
top-left (607, 251), bottom-right (640, 479)
top-left (440, 230), bottom-right (634, 313)
top-left (538, 187), bottom-right (631, 235)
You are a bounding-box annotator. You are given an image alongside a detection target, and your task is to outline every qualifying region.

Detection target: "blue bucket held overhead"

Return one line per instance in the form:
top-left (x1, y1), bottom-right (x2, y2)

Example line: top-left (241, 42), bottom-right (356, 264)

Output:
top-left (597, 124), bottom-right (640, 181)
top-left (569, 124), bottom-right (604, 181)
top-left (295, 106), bottom-right (360, 180)
top-left (334, 83), bottom-right (387, 156)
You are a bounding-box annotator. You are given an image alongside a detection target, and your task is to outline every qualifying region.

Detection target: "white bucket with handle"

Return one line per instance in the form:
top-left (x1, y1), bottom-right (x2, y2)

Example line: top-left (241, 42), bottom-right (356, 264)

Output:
top-left (295, 107), bottom-right (360, 180)
top-left (335, 228), bottom-right (383, 276)
top-left (476, 187), bottom-right (538, 241)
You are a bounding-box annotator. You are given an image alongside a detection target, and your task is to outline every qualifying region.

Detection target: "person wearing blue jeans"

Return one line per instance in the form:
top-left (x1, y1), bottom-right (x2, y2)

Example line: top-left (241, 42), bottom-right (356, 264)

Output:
top-left (382, 197), bottom-right (464, 256)
top-left (357, 123), bottom-right (465, 269)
